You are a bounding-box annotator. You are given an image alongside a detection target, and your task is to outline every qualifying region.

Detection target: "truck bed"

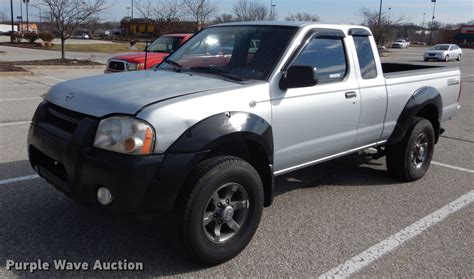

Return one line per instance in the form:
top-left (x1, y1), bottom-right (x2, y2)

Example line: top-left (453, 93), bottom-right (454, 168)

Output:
top-left (380, 63), bottom-right (461, 141)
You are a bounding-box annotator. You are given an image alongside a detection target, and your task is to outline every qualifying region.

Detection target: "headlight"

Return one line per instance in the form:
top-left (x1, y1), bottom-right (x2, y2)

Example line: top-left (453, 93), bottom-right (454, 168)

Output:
top-left (126, 63), bottom-right (145, 71)
top-left (127, 63), bottom-right (137, 71)
top-left (93, 116), bottom-right (155, 155)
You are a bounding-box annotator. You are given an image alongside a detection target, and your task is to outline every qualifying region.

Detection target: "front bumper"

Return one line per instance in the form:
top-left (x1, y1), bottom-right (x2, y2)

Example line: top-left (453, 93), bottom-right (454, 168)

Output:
top-left (424, 54), bottom-right (443, 61)
top-left (27, 102), bottom-right (199, 216)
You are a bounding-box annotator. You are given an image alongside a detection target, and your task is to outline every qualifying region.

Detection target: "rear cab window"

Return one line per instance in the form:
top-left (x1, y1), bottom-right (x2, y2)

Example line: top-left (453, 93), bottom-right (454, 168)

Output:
top-left (353, 36), bottom-right (378, 79)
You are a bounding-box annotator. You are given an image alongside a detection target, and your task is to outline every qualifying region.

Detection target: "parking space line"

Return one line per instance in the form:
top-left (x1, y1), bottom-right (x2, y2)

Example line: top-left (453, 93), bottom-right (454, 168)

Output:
top-left (41, 76), bottom-right (65, 82)
top-left (0, 97), bottom-right (42, 102)
top-left (461, 74), bottom-right (474, 78)
top-left (0, 121), bottom-right (31, 127)
top-left (0, 174), bottom-right (39, 185)
top-left (432, 161), bottom-right (474, 174)
top-left (319, 190), bottom-right (474, 279)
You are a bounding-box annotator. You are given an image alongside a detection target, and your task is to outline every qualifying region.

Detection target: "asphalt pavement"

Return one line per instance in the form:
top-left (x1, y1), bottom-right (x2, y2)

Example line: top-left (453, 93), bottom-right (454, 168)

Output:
top-left (0, 47), bottom-right (472, 277)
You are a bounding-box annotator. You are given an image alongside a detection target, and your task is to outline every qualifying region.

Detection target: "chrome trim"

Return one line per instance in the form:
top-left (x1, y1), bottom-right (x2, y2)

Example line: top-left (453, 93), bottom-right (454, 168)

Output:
top-left (274, 140), bottom-right (388, 176)
top-left (107, 59), bottom-right (129, 72)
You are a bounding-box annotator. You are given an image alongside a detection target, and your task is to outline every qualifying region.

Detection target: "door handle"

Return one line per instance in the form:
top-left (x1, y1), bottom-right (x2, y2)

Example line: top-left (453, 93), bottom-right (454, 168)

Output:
top-left (345, 91), bottom-right (357, 98)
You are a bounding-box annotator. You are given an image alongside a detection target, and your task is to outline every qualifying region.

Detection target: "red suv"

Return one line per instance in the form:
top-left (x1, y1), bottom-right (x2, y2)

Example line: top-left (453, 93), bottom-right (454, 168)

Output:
top-left (105, 33), bottom-right (193, 73)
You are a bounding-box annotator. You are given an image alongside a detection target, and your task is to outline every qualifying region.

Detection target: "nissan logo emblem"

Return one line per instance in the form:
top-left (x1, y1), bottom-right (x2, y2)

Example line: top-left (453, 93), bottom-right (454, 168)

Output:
top-left (65, 93), bottom-right (74, 101)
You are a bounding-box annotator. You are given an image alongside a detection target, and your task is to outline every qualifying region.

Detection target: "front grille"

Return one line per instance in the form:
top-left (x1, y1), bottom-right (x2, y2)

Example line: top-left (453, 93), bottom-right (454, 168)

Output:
top-left (429, 53), bottom-right (436, 57)
top-left (45, 103), bottom-right (86, 134)
top-left (108, 60), bottom-right (125, 71)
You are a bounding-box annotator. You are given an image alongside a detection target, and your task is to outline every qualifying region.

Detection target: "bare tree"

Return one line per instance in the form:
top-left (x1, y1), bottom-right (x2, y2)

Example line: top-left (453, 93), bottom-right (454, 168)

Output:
top-left (360, 7), bottom-right (405, 45)
top-left (136, 0), bottom-right (185, 34)
top-left (183, 0), bottom-right (217, 31)
top-left (43, 0), bottom-right (109, 60)
top-left (0, 10), bottom-right (9, 22)
top-left (286, 12), bottom-right (319, 22)
top-left (233, 0), bottom-right (268, 22)
top-left (213, 13), bottom-right (234, 24)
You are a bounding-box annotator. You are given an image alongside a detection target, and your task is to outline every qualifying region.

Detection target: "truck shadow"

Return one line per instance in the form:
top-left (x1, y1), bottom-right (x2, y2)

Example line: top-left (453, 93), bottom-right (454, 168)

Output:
top-left (0, 156), bottom-right (398, 277)
top-left (273, 154), bottom-right (400, 197)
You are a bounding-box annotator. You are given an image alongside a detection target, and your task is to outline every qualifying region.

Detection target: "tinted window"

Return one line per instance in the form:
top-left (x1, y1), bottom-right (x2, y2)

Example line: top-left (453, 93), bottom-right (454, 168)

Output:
top-left (353, 36), bottom-right (377, 79)
top-left (148, 36), bottom-right (183, 53)
top-left (293, 37), bottom-right (347, 83)
top-left (159, 26), bottom-right (296, 81)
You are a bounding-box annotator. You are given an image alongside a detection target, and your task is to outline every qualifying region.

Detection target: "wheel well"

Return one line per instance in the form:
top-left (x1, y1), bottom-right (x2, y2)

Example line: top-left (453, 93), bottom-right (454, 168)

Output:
top-left (416, 104), bottom-right (440, 142)
top-left (201, 139), bottom-right (273, 207)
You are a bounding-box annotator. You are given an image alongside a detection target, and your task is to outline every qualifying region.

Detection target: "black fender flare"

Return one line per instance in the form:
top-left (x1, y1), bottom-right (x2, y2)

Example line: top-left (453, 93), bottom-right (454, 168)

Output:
top-left (167, 111), bottom-right (273, 161)
top-left (388, 86), bottom-right (442, 144)
top-left (154, 112), bottom-right (274, 212)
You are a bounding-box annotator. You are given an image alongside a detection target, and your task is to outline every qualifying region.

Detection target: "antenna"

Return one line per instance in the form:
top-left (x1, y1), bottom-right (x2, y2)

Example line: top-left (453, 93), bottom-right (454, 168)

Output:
top-left (144, 31), bottom-right (149, 69)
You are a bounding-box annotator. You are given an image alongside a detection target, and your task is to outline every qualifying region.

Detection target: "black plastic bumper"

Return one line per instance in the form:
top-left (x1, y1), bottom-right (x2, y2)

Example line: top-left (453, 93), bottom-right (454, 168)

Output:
top-left (27, 102), bottom-right (201, 216)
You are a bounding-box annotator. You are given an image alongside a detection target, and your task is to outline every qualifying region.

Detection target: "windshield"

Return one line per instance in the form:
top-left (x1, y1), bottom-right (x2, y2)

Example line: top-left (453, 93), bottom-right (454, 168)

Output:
top-left (431, 45), bottom-right (450, 51)
top-left (147, 36), bottom-right (183, 53)
top-left (158, 25), bottom-right (297, 81)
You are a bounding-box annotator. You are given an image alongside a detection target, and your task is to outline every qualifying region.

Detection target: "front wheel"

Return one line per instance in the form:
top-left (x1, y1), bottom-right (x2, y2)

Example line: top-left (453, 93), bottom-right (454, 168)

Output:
top-left (386, 118), bottom-right (435, 181)
top-left (445, 55), bottom-right (450, 62)
top-left (178, 156), bottom-right (264, 266)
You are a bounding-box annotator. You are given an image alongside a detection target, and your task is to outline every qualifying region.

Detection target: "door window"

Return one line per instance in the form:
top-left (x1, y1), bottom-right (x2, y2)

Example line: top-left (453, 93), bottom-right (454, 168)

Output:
top-left (292, 37), bottom-right (348, 84)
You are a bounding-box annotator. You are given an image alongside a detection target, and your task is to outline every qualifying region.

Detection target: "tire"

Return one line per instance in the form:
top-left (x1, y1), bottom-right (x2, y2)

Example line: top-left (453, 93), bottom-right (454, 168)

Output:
top-left (445, 55), bottom-right (450, 62)
top-left (386, 118), bottom-right (435, 182)
top-left (457, 54), bottom-right (462, 61)
top-left (178, 156), bottom-right (264, 266)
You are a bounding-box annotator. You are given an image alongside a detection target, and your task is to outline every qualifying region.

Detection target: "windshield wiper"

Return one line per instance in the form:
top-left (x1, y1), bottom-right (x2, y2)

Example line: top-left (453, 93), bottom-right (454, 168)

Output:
top-left (190, 66), bottom-right (244, 82)
top-left (162, 59), bottom-right (183, 71)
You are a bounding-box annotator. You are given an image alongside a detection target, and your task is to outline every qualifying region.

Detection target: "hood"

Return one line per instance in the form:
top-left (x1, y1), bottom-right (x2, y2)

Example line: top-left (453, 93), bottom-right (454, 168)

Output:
top-left (46, 70), bottom-right (242, 117)
top-left (111, 52), bottom-right (169, 63)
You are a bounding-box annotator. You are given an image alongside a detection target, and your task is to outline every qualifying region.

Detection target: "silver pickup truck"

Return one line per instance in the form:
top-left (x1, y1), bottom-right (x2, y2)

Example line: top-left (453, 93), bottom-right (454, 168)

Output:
top-left (28, 22), bottom-right (461, 265)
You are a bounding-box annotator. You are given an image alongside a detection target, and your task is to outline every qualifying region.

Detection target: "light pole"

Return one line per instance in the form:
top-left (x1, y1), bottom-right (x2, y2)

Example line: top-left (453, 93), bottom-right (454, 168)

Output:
top-left (19, 0), bottom-right (23, 29)
top-left (10, 0), bottom-right (14, 42)
top-left (197, 4), bottom-right (203, 31)
top-left (270, 0), bottom-right (275, 20)
top-left (377, 0), bottom-right (383, 44)
top-left (131, 0), bottom-right (134, 19)
top-left (24, 0), bottom-right (29, 32)
top-left (429, 0), bottom-right (436, 45)
top-left (126, 6), bottom-right (130, 17)
top-left (388, 7), bottom-right (391, 24)
top-left (271, 4), bottom-right (276, 20)
top-left (422, 12), bottom-right (426, 43)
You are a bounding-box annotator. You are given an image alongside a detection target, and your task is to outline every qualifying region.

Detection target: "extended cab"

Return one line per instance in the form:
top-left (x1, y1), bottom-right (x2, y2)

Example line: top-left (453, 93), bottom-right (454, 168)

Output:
top-left (105, 33), bottom-right (193, 73)
top-left (28, 22), bottom-right (461, 265)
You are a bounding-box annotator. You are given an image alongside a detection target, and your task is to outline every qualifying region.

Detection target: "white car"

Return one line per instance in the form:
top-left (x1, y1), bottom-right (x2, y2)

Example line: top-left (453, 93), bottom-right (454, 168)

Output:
top-left (392, 39), bottom-right (409, 48)
top-left (74, 33), bottom-right (90, 39)
top-left (424, 44), bottom-right (463, 62)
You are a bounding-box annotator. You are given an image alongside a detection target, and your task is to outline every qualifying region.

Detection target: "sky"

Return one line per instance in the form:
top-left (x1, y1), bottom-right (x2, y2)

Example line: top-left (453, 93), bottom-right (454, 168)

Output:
top-left (1, 0), bottom-right (473, 25)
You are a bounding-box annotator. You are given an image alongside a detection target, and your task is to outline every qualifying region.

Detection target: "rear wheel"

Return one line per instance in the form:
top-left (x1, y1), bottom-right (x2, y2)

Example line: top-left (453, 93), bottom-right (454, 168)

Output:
top-left (386, 118), bottom-right (435, 181)
top-left (178, 156), bottom-right (264, 266)
top-left (457, 54), bottom-right (462, 61)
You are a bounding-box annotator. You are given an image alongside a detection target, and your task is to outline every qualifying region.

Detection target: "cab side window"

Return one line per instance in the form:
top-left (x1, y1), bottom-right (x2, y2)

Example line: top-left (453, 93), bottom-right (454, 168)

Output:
top-left (293, 37), bottom-right (348, 84)
top-left (353, 36), bottom-right (377, 79)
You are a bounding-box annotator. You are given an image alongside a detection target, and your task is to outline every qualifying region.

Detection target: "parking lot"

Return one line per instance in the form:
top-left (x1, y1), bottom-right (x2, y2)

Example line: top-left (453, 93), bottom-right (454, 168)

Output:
top-left (0, 46), bottom-right (472, 277)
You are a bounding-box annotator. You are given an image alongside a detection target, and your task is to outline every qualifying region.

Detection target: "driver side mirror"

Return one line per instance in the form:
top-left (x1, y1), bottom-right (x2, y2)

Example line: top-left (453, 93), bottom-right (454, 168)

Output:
top-left (279, 65), bottom-right (318, 90)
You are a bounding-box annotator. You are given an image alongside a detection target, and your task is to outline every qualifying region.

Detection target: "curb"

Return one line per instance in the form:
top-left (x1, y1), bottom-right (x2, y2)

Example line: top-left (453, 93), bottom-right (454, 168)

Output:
top-left (22, 65), bottom-right (105, 70)
top-left (0, 71), bottom-right (33, 76)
